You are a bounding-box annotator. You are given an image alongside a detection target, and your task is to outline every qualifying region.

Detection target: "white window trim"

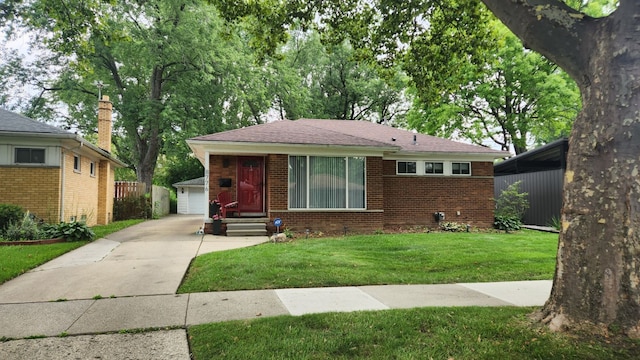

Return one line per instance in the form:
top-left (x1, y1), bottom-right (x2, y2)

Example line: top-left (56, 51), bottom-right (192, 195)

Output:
top-left (396, 160), bottom-right (472, 176)
top-left (396, 161), bottom-right (417, 174)
top-left (424, 161), bottom-right (445, 175)
top-left (451, 162), bottom-right (472, 175)
top-left (14, 147), bottom-right (46, 165)
top-left (90, 161), bottom-right (96, 177)
top-left (73, 154), bottom-right (81, 173)
top-left (288, 155), bottom-right (367, 210)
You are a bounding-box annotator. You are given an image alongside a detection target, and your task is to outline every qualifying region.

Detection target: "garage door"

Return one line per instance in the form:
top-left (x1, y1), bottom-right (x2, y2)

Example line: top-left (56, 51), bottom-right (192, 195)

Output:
top-left (187, 189), bottom-right (206, 214)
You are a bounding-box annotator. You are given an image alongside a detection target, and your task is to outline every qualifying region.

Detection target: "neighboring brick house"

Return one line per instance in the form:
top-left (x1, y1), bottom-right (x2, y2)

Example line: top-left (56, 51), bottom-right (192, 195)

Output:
top-left (0, 96), bottom-right (126, 226)
top-left (187, 119), bottom-right (508, 234)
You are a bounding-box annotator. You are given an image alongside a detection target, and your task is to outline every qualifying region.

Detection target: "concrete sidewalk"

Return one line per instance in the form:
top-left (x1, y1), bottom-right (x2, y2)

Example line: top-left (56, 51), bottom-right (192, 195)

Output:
top-left (0, 280), bottom-right (552, 339)
top-left (0, 281), bottom-right (552, 359)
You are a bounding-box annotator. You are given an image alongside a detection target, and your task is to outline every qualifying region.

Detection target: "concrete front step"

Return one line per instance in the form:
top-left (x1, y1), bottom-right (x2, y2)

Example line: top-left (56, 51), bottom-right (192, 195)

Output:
top-left (225, 221), bottom-right (267, 236)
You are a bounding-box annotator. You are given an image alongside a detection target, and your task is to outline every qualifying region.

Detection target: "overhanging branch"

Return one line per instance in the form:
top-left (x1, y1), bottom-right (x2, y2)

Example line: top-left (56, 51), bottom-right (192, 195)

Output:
top-left (481, 0), bottom-right (596, 86)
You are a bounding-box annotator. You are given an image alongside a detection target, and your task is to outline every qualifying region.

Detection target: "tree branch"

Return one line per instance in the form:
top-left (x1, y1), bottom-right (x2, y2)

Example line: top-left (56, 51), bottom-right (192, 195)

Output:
top-left (481, 0), bottom-right (597, 86)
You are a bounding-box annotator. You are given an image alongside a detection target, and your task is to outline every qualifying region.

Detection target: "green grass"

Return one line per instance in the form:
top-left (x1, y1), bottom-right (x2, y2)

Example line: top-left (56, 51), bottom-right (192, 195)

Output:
top-left (0, 219), bottom-right (146, 284)
top-left (179, 230), bottom-right (558, 293)
top-left (91, 219), bottom-right (145, 239)
top-left (0, 241), bottom-right (88, 283)
top-left (189, 307), bottom-right (639, 359)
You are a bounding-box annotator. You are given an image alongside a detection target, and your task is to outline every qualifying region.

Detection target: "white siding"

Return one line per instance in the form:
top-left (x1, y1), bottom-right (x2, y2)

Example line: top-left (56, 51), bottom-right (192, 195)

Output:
top-left (187, 189), bottom-right (206, 215)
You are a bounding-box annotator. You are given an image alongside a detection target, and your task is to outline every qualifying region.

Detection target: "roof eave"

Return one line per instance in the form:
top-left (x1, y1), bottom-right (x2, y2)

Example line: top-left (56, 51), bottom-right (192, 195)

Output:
top-left (187, 139), bottom-right (400, 163)
top-left (385, 150), bottom-right (510, 162)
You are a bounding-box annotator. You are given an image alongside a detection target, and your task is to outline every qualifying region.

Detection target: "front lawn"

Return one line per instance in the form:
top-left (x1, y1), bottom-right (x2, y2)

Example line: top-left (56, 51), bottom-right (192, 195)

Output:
top-left (0, 241), bottom-right (88, 284)
top-left (178, 230), bottom-right (558, 293)
top-left (189, 307), bottom-right (638, 359)
top-left (0, 219), bottom-right (145, 284)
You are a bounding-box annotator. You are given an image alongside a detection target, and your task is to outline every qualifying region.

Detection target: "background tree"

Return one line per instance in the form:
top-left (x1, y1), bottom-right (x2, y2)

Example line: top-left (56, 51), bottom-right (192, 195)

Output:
top-left (408, 23), bottom-right (580, 154)
top-left (271, 30), bottom-right (410, 124)
top-left (1, 0), bottom-right (272, 190)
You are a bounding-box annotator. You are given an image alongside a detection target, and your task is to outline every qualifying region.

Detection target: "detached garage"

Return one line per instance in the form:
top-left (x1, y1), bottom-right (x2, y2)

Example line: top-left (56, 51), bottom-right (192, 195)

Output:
top-left (173, 177), bottom-right (206, 215)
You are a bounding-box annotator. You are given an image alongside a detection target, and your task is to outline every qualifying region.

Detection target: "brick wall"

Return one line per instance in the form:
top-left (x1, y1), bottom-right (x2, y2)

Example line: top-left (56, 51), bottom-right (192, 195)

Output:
top-left (382, 160), bottom-right (495, 228)
top-left (96, 160), bottom-right (114, 225)
top-left (267, 154), bottom-right (287, 210)
top-left (62, 151), bottom-right (100, 225)
top-left (0, 167), bottom-right (61, 223)
top-left (208, 155), bottom-right (238, 203)
top-left (266, 155), bottom-right (385, 233)
top-left (208, 154), bottom-right (496, 232)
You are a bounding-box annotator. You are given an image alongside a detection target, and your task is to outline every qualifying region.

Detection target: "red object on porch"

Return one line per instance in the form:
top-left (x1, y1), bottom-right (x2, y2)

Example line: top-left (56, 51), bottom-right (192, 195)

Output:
top-left (217, 191), bottom-right (239, 218)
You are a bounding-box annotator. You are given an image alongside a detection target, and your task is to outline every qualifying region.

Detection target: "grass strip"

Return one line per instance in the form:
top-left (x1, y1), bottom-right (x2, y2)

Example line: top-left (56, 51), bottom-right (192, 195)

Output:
top-left (179, 230), bottom-right (558, 293)
top-left (189, 307), bottom-right (638, 359)
top-left (0, 219), bottom-right (146, 284)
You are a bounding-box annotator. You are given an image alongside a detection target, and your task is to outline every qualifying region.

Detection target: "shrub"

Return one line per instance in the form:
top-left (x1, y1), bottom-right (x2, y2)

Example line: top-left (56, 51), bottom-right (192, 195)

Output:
top-left (3, 211), bottom-right (43, 241)
top-left (495, 181), bottom-right (529, 232)
top-left (114, 196), bottom-right (152, 221)
top-left (494, 215), bottom-right (522, 232)
top-left (47, 222), bottom-right (95, 242)
top-left (439, 222), bottom-right (468, 232)
top-left (0, 204), bottom-right (24, 231)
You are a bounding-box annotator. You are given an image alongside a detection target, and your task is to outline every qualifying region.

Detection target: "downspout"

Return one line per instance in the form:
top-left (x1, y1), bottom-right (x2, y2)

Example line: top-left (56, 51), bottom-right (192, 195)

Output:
top-left (60, 148), bottom-right (65, 222)
top-left (204, 151), bottom-right (210, 223)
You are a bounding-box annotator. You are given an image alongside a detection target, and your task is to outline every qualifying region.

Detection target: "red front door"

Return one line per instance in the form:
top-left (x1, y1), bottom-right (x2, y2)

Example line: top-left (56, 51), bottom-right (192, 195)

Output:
top-left (237, 157), bottom-right (264, 214)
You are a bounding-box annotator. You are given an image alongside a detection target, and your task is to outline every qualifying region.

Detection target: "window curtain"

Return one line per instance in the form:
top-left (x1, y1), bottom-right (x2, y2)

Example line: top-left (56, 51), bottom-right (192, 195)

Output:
top-left (289, 156), bottom-right (365, 209)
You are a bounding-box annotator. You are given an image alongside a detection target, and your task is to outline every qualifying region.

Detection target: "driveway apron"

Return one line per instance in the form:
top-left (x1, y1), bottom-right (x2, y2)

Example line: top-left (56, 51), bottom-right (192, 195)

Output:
top-left (0, 215), bottom-right (205, 303)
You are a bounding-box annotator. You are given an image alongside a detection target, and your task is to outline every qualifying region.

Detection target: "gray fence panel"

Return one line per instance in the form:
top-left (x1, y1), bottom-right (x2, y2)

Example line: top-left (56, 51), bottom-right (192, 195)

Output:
top-left (494, 169), bottom-right (564, 226)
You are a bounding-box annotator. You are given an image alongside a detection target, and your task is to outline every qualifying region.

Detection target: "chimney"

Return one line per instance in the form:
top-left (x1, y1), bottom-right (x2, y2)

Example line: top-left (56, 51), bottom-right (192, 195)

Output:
top-left (98, 95), bottom-right (112, 152)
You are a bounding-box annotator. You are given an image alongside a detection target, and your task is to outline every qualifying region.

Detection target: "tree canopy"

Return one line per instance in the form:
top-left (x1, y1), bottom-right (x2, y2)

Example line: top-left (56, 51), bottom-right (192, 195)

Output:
top-left (408, 22), bottom-right (580, 154)
top-left (1, 0), bottom-right (274, 189)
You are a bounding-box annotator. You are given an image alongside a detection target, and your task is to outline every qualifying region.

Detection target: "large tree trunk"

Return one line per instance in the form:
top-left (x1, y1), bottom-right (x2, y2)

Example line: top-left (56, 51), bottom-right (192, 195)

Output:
top-left (543, 9), bottom-right (640, 335)
top-left (483, 1), bottom-right (640, 336)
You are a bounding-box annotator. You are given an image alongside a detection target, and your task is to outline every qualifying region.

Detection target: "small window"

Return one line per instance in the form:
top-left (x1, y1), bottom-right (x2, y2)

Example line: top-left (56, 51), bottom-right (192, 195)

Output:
top-left (15, 148), bottom-right (45, 164)
top-left (425, 162), bottom-right (444, 174)
top-left (74, 155), bottom-right (81, 172)
top-left (90, 162), bottom-right (96, 177)
top-left (397, 161), bottom-right (417, 174)
top-left (452, 162), bottom-right (471, 175)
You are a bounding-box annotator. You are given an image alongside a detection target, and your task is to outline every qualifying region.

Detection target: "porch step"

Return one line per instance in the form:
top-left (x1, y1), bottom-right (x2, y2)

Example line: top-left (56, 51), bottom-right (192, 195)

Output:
top-left (225, 221), bottom-right (267, 236)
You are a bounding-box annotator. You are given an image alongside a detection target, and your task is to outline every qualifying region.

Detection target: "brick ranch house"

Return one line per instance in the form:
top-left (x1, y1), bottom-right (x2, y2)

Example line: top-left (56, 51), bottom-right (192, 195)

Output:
top-left (187, 119), bottom-right (508, 234)
top-left (0, 96), bottom-right (126, 226)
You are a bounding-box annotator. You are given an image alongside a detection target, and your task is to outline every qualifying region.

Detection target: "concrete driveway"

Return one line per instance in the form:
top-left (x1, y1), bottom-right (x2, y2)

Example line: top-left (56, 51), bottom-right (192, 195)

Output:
top-left (0, 215), bottom-right (265, 303)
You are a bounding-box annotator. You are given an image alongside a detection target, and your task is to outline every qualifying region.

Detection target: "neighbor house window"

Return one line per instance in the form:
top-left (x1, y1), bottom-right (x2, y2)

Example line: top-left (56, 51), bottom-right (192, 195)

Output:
top-left (15, 148), bottom-right (45, 164)
top-left (452, 162), bottom-right (471, 175)
top-left (74, 155), bottom-right (81, 172)
top-left (90, 162), bottom-right (96, 177)
top-left (289, 156), bottom-right (366, 209)
top-left (397, 161), bottom-right (417, 174)
top-left (425, 162), bottom-right (444, 174)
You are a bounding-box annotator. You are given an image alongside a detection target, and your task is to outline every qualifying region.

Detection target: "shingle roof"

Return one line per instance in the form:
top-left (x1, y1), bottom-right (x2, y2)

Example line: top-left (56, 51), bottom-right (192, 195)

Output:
top-left (0, 107), bottom-right (128, 167)
top-left (0, 108), bottom-right (70, 135)
top-left (191, 120), bottom-right (393, 148)
top-left (297, 119), bottom-right (500, 154)
top-left (173, 177), bottom-right (205, 187)
top-left (191, 119), bottom-right (506, 156)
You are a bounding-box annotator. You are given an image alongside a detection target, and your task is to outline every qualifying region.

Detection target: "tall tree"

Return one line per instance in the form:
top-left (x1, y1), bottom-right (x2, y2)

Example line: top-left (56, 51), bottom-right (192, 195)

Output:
top-left (271, 31), bottom-right (410, 124)
top-left (211, 0), bottom-right (640, 336)
top-left (408, 23), bottom-right (580, 154)
top-left (483, 0), bottom-right (640, 336)
top-left (1, 0), bottom-right (271, 190)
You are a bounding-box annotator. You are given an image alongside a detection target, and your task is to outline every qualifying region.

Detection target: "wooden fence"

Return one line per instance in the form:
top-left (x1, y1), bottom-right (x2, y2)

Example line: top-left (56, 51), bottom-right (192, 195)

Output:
top-left (114, 181), bottom-right (146, 200)
top-left (114, 181), bottom-right (150, 220)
